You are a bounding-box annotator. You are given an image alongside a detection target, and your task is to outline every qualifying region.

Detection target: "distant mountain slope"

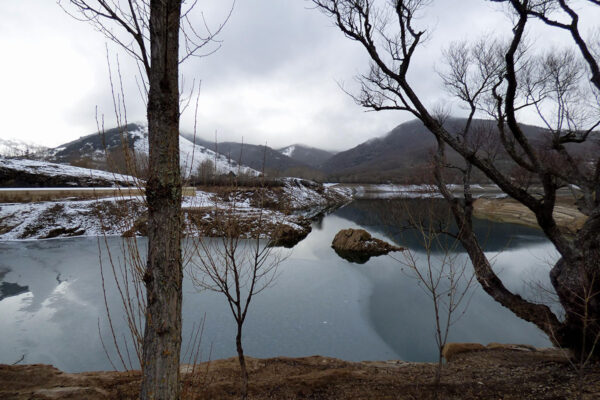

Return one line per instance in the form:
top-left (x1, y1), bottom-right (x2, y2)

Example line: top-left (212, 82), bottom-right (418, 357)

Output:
top-left (0, 138), bottom-right (48, 158)
top-left (50, 124), bottom-right (145, 165)
top-left (320, 118), bottom-right (573, 183)
top-left (277, 144), bottom-right (336, 167)
top-left (182, 134), bottom-right (308, 174)
top-left (321, 120), bottom-right (442, 182)
top-left (50, 124), bottom-right (258, 176)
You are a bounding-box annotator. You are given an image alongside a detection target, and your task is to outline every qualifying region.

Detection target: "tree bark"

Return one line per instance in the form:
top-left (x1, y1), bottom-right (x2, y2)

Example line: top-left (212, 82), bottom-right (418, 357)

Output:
top-left (236, 323), bottom-right (249, 400)
top-left (140, 1), bottom-right (183, 399)
top-left (551, 212), bottom-right (600, 358)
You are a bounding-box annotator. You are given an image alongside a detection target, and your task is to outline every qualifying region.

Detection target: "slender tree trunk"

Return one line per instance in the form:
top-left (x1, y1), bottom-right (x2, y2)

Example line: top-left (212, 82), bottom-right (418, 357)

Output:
top-left (433, 301), bottom-right (442, 385)
top-left (435, 352), bottom-right (442, 385)
top-left (140, 1), bottom-right (183, 399)
top-left (236, 323), bottom-right (249, 400)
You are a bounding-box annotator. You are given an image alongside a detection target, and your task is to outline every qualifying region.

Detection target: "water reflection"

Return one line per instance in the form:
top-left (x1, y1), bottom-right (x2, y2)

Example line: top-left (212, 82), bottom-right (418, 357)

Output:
top-left (334, 199), bottom-right (547, 252)
top-left (0, 267), bottom-right (29, 301)
top-left (0, 199), bottom-right (558, 372)
top-left (0, 281), bottom-right (29, 301)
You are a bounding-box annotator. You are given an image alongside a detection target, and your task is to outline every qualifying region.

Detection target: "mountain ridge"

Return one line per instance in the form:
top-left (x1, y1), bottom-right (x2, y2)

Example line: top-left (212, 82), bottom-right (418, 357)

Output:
top-left (7, 117), bottom-right (596, 183)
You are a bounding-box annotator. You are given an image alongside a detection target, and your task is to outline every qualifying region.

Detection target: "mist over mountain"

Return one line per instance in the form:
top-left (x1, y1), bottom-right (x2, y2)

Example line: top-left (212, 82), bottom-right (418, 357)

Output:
top-left (0, 138), bottom-right (49, 158)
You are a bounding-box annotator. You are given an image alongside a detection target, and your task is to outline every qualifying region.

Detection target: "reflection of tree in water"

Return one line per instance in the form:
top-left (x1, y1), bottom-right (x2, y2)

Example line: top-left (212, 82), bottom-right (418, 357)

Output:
top-left (333, 199), bottom-right (547, 253)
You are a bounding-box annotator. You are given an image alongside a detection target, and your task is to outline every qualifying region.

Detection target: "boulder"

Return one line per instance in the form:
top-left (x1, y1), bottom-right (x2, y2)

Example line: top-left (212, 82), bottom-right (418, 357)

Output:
top-left (331, 228), bottom-right (403, 264)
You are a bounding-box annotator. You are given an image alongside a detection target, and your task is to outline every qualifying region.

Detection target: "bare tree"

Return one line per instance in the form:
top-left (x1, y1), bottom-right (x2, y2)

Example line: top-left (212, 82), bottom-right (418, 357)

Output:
top-left (312, 0), bottom-right (600, 358)
top-left (196, 159), bottom-right (216, 184)
top-left (60, 0), bottom-right (230, 398)
top-left (188, 190), bottom-right (282, 400)
top-left (393, 200), bottom-right (475, 385)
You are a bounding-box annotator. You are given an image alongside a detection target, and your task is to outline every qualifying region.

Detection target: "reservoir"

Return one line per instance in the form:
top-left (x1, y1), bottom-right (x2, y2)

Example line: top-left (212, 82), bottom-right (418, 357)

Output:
top-left (0, 198), bottom-right (557, 372)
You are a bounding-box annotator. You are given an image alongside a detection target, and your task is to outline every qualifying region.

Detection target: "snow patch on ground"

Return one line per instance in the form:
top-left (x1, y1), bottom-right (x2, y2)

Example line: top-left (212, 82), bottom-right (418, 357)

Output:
top-left (0, 179), bottom-right (350, 241)
top-left (282, 178), bottom-right (352, 209)
top-left (349, 183), bottom-right (501, 199)
top-left (0, 197), bottom-right (138, 240)
top-left (0, 158), bottom-right (137, 186)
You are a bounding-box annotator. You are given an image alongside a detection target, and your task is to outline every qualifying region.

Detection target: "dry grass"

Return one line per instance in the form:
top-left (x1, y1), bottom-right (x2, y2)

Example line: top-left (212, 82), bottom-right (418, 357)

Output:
top-left (0, 187), bottom-right (196, 203)
top-left (2, 348), bottom-right (599, 399)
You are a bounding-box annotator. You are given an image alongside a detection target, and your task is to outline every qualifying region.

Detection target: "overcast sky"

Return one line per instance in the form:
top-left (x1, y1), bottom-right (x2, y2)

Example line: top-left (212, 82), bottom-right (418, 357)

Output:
top-left (0, 1), bottom-right (598, 151)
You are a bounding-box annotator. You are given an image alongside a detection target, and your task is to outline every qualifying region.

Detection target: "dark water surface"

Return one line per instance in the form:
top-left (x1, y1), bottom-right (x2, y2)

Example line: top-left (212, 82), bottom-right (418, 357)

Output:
top-left (0, 199), bottom-right (558, 372)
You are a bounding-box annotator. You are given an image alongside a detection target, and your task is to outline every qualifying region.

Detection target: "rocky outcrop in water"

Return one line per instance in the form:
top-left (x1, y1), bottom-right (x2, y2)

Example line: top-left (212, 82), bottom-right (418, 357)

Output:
top-left (331, 228), bottom-right (403, 264)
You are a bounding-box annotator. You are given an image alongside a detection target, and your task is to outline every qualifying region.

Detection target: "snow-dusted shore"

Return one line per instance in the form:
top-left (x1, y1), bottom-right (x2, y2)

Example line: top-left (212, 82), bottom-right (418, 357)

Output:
top-left (0, 197), bottom-right (140, 240)
top-left (344, 183), bottom-right (506, 199)
top-left (0, 179), bottom-right (352, 243)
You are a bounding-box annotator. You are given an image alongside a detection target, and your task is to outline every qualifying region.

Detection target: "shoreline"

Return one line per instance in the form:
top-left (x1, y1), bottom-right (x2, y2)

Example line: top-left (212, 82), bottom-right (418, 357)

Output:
top-left (1, 181), bottom-right (588, 241)
top-left (2, 344), bottom-right (597, 400)
top-left (0, 179), bottom-right (352, 243)
top-left (473, 197), bottom-right (586, 233)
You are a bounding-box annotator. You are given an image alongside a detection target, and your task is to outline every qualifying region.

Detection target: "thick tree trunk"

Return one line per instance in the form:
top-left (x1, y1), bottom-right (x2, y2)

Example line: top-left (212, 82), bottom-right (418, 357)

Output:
top-left (428, 114), bottom-right (600, 359)
top-left (453, 204), bottom-right (563, 338)
top-left (140, 1), bottom-right (183, 399)
top-left (453, 198), bottom-right (600, 359)
top-left (551, 211), bottom-right (600, 359)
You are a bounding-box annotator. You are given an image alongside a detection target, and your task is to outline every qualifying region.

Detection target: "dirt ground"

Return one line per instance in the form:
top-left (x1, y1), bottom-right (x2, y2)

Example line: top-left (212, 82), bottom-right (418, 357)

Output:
top-left (2, 346), bottom-right (599, 399)
top-left (473, 197), bottom-right (587, 233)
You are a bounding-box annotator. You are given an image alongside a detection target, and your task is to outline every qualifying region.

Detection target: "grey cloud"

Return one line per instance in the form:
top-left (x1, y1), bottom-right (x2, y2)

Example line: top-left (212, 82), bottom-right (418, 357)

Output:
top-left (1, 0), bottom-right (599, 151)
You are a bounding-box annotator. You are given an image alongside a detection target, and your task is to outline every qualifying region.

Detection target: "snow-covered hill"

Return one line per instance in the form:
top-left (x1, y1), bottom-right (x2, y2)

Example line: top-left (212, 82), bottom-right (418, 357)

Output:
top-left (50, 123), bottom-right (259, 176)
top-left (129, 125), bottom-right (259, 176)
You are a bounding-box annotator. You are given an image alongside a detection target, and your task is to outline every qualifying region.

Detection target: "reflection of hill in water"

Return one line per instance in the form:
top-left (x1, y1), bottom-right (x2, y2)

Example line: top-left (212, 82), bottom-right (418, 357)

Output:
top-left (0, 268), bottom-right (29, 301)
top-left (333, 199), bottom-right (548, 252)
top-left (0, 282), bottom-right (29, 301)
